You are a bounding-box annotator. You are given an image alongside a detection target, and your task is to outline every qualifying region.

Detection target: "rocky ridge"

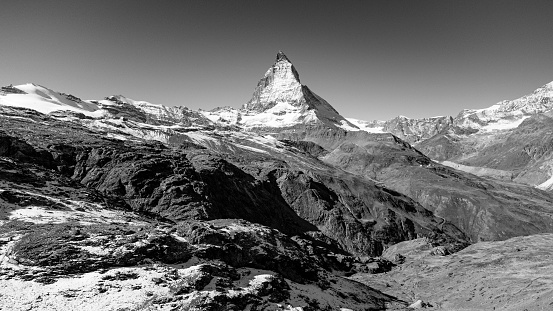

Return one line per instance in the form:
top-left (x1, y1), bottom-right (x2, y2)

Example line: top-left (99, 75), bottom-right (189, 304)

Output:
top-left (356, 81), bottom-right (553, 144)
top-left (351, 80), bottom-right (553, 192)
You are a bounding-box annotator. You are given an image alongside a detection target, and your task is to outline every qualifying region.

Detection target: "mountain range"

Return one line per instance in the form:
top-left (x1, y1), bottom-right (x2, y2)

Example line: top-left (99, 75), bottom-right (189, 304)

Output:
top-left (1, 52), bottom-right (553, 310)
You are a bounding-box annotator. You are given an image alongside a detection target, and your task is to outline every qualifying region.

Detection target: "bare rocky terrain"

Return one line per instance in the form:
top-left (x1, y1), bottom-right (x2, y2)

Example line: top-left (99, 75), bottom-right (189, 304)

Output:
top-left (2, 52), bottom-right (553, 310)
top-left (351, 234), bottom-right (553, 310)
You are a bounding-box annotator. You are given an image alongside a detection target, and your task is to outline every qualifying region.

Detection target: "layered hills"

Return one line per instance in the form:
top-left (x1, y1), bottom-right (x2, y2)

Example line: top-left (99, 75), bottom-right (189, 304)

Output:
top-left (1, 51), bottom-right (553, 310)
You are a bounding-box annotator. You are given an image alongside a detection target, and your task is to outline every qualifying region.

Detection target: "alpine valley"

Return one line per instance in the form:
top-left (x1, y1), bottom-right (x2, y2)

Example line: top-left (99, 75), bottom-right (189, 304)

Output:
top-left (1, 52), bottom-right (553, 310)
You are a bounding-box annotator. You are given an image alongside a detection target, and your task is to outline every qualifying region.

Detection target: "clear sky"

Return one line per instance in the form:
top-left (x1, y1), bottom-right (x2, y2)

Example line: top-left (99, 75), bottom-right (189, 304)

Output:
top-left (2, 0), bottom-right (553, 121)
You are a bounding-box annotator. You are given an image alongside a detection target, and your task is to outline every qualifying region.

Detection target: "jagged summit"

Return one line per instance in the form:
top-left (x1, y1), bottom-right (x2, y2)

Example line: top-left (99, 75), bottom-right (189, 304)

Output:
top-left (240, 51), bottom-right (357, 130)
top-left (242, 51), bottom-right (301, 112)
top-left (275, 50), bottom-right (291, 63)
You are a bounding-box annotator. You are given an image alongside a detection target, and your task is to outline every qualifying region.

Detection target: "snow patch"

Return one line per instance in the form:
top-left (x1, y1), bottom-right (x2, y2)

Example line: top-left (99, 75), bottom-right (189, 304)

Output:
top-left (0, 84), bottom-right (104, 117)
top-left (537, 174), bottom-right (553, 190)
top-left (480, 116), bottom-right (530, 131)
top-left (241, 102), bottom-right (318, 128)
top-left (346, 118), bottom-right (385, 133)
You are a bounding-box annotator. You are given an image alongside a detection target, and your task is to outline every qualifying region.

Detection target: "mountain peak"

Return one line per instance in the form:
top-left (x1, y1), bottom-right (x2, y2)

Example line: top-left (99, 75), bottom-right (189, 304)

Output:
top-left (242, 52), bottom-right (302, 112)
top-left (276, 50), bottom-right (291, 63)
top-left (240, 52), bottom-right (357, 130)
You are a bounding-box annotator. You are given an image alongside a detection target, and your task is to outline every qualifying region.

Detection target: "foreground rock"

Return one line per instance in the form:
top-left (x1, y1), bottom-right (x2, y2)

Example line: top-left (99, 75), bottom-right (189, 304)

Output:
top-left (0, 216), bottom-right (407, 310)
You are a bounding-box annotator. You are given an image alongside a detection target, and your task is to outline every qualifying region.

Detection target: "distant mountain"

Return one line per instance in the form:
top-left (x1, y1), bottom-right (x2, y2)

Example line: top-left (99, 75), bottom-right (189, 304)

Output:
top-left (201, 51), bottom-right (359, 130)
top-left (413, 82), bottom-right (553, 188)
top-left (349, 80), bottom-right (553, 190)
top-left (355, 81), bottom-right (553, 145)
top-left (348, 115), bottom-right (453, 143)
top-left (0, 83), bottom-right (102, 116)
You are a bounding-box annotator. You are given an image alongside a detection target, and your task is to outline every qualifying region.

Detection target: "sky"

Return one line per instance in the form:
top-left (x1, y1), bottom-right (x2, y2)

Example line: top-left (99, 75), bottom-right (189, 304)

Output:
top-left (2, 0), bottom-right (553, 121)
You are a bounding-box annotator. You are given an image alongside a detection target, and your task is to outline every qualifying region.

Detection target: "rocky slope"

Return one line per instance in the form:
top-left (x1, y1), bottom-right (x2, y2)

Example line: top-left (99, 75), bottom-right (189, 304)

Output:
top-left (2, 50), bottom-right (553, 310)
top-left (352, 234), bottom-right (553, 310)
top-left (354, 80), bottom-right (553, 191)
top-left (0, 107), bottom-right (419, 310)
top-left (1, 104), bottom-right (468, 309)
top-left (413, 96), bottom-right (553, 191)
top-left (260, 126), bottom-right (553, 243)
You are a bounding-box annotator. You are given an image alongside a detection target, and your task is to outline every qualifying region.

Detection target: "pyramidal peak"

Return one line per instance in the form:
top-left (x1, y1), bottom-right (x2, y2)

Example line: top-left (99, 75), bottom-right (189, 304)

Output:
top-left (239, 51), bottom-right (358, 130)
top-left (242, 51), bottom-right (301, 112)
top-left (276, 50), bottom-right (291, 63)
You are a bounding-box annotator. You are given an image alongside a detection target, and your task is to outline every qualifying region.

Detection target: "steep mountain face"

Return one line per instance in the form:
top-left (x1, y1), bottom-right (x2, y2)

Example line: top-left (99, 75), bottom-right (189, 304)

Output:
top-left (203, 51), bottom-right (359, 130)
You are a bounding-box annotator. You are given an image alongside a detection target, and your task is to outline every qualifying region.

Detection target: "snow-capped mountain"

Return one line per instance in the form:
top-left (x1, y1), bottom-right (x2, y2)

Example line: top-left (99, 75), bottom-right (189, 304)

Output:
top-left (348, 115), bottom-right (453, 143)
top-left (95, 95), bottom-right (212, 126)
top-left (1, 52), bottom-right (358, 135)
top-left (352, 80), bottom-right (553, 144)
top-left (452, 81), bottom-right (553, 131)
top-left (201, 51), bottom-right (359, 130)
top-left (0, 83), bottom-right (103, 117)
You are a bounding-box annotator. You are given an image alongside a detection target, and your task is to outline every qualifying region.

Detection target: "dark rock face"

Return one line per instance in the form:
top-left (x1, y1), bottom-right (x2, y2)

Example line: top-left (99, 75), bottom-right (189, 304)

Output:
top-left (1, 85), bottom-right (27, 94)
top-left (0, 110), bottom-right (466, 260)
top-left (70, 143), bottom-right (465, 256)
top-left (279, 139), bottom-right (328, 157)
top-left (176, 219), bottom-right (321, 284)
top-left (418, 113), bottom-right (553, 187)
top-left (274, 126), bottom-right (553, 243)
top-left (0, 131), bottom-right (54, 168)
top-left (71, 146), bottom-right (318, 236)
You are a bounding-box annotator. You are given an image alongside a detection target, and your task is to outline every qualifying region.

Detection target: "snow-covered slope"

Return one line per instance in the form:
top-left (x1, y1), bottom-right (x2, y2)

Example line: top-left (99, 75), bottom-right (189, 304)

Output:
top-left (0, 84), bottom-right (215, 142)
top-left (95, 95), bottom-right (212, 126)
top-left (199, 106), bottom-right (241, 125)
top-left (350, 81), bottom-right (553, 143)
top-left (0, 83), bottom-right (103, 117)
top-left (346, 115), bottom-right (452, 143)
top-left (346, 118), bottom-right (385, 133)
top-left (455, 81), bottom-right (553, 129)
